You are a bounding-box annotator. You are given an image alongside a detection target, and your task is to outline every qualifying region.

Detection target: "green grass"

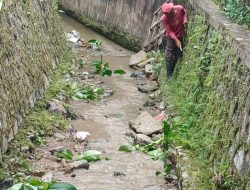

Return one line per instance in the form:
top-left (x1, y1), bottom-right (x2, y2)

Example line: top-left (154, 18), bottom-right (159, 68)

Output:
top-left (159, 14), bottom-right (250, 189)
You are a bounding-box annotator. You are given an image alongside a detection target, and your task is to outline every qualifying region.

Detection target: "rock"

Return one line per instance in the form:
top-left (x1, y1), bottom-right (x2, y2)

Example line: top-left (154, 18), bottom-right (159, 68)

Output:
top-left (42, 172), bottom-right (53, 182)
top-left (135, 134), bottom-right (153, 146)
top-left (27, 134), bottom-right (36, 142)
top-left (56, 93), bottom-right (66, 101)
top-left (234, 149), bottom-right (245, 172)
top-left (74, 131), bottom-right (90, 142)
top-left (129, 112), bottom-right (163, 135)
top-left (70, 160), bottom-right (89, 170)
top-left (125, 131), bottom-right (137, 139)
top-left (80, 72), bottom-right (89, 80)
top-left (138, 82), bottom-right (158, 94)
top-left (158, 102), bottom-right (165, 111)
top-left (54, 133), bottom-right (66, 141)
top-left (49, 146), bottom-right (65, 155)
top-left (66, 107), bottom-right (84, 120)
top-left (103, 89), bottom-right (114, 97)
top-left (32, 170), bottom-right (46, 177)
top-left (20, 146), bottom-right (30, 153)
top-left (137, 58), bottom-right (156, 68)
top-left (149, 90), bottom-right (161, 100)
top-left (47, 99), bottom-right (67, 117)
top-left (129, 50), bottom-right (147, 66)
top-left (152, 133), bottom-right (163, 141)
top-left (130, 70), bottom-right (145, 80)
top-left (66, 125), bottom-right (77, 134)
top-left (113, 171), bottom-right (126, 176)
top-left (145, 64), bottom-right (153, 77)
top-left (0, 178), bottom-right (14, 189)
top-left (143, 100), bottom-right (156, 107)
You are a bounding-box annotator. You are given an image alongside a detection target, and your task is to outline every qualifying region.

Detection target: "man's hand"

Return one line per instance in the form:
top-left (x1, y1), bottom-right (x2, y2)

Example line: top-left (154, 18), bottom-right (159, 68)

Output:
top-left (175, 39), bottom-right (181, 48)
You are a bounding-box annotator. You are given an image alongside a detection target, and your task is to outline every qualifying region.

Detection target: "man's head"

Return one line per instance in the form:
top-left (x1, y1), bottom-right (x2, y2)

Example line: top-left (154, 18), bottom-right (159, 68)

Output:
top-left (161, 3), bottom-right (174, 15)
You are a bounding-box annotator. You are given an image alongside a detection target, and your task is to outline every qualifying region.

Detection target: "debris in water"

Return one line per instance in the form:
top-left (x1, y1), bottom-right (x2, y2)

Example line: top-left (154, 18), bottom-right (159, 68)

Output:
top-left (74, 131), bottom-right (90, 141)
top-left (67, 30), bottom-right (80, 43)
top-left (113, 171), bottom-right (126, 177)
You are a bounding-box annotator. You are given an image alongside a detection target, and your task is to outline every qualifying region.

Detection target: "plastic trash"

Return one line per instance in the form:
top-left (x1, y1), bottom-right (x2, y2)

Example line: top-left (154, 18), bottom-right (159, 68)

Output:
top-left (74, 131), bottom-right (90, 141)
top-left (67, 30), bottom-right (80, 43)
top-left (0, 0), bottom-right (3, 11)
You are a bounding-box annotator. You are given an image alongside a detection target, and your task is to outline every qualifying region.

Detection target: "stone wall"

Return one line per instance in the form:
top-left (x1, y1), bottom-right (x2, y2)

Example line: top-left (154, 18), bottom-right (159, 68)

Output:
top-left (59, 0), bottom-right (165, 50)
top-left (0, 0), bottom-right (65, 160)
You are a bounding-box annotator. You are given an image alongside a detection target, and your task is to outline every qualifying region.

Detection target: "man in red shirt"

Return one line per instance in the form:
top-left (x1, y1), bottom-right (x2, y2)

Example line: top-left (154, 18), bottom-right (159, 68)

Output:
top-left (161, 2), bottom-right (187, 78)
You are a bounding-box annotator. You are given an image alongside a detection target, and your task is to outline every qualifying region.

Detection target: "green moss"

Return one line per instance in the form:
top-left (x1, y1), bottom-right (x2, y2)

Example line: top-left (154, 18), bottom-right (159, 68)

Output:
top-left (159, 14), bottom-right (250, 189)
top-left (58, 4), bottom-right (142, 51)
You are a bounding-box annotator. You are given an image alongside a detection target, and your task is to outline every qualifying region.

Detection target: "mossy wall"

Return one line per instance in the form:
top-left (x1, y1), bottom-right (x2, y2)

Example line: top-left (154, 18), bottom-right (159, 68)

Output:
top-left (59, 0), bottom-right (165, 51)
top-left (160, 13), bottom-right (250, 189)
top-left (0, 0), bottom-right (66, 160)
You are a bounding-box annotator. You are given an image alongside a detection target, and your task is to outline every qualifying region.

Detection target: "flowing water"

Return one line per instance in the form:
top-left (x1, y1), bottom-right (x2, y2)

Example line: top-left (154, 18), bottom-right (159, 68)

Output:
top-left (58, 14), bottom-right (173, 190)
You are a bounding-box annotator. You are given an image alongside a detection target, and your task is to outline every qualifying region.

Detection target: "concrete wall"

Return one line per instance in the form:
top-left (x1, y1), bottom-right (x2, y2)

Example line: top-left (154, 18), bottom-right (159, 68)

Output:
top-left (59, 0), bottom-right (166, 50)
top-left (0, 0), bottom-right (65, 160)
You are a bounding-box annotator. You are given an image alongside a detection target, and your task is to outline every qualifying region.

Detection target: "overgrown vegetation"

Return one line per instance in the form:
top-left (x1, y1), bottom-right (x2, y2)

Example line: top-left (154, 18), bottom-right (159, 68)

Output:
top-left (213, 0), bottom-right (250, 27)
top-left (0, 50), bottom-right (79, 186)
top-left (158, 14), bottom-right (250, 189)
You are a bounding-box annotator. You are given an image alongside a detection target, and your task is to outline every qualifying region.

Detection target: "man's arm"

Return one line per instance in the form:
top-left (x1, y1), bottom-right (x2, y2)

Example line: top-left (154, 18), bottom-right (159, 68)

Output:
top-left (161, 15), bottom-right (181, 48)
top-left (183, 7), bottom-right (188, 24)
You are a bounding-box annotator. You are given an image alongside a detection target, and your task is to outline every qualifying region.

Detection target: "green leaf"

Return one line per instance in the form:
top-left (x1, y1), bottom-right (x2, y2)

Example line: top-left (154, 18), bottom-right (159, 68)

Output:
top-left (102, 69), bottom-right (112, 76)
top-left (155, 171), bottom-right (162, 176)
top-left (93, 87), bottom-right (104, 95)
top-left (86, 94), bottom-right (96, 100)
top-left (118, 145), bottom-right (132, 152)
top-left (74, 92), bottom-right (85, 99)
top-left (147, 149), bottom-right (165, 160)
top-left (7, 183), bottom-right (24, 190)
top-left (77, 150), bottom-right (102, 162)
top-left (48, 182), bottom-right (77, 190)
top-left (163, 120), bottom-right (171, 138)
top-left (56, 149), bottom-right (73, 161)
top-left (113, 70), bottom-right (126, 75)
top-left (88, 39), bottom-right (102, 46)
top-left (91, 60), bottom-right (102, 65)
top-left (29, 178), bottom-right (42, 187)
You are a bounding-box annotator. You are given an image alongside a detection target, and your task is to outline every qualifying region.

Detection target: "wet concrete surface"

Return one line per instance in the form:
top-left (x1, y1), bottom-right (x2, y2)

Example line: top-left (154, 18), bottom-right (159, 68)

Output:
top-left (56, 14), bottom-right (171, 190)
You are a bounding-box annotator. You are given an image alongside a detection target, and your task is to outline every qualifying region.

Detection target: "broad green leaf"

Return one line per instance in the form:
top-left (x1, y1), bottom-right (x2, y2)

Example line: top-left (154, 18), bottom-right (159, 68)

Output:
top-left (56, 149), bottom-right (73, 161)
top-left (77, 150), bottom-right (102, 162)
top-left (113, 70), bottom-right (126, 75)
top-left (7, 183), bottom-right (24, 190)
top-left (118, 145), bottom-right (132, 152)
top-left (29, 178), bottom-right (41, 186)
top-left (48, 182), bottom-right (77, 190)
top-left (102, 69), bottom-right (112, 76)
top-left (88, 39), bottom-right (102, 46)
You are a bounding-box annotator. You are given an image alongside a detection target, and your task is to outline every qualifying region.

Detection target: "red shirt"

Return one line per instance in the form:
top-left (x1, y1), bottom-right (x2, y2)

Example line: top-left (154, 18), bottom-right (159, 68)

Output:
top-left (161, 5), bottom-right (187, 40)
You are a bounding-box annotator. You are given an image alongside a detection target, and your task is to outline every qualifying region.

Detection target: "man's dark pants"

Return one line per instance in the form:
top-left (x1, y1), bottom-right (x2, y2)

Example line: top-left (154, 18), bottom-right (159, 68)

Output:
top-left (165, 36), bottom-right (184, 78)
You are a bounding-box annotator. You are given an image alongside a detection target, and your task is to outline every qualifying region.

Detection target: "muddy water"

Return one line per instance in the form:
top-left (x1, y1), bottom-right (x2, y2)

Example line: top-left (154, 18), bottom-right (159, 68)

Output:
top-left (59, 14), bottom-right (170, 190)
